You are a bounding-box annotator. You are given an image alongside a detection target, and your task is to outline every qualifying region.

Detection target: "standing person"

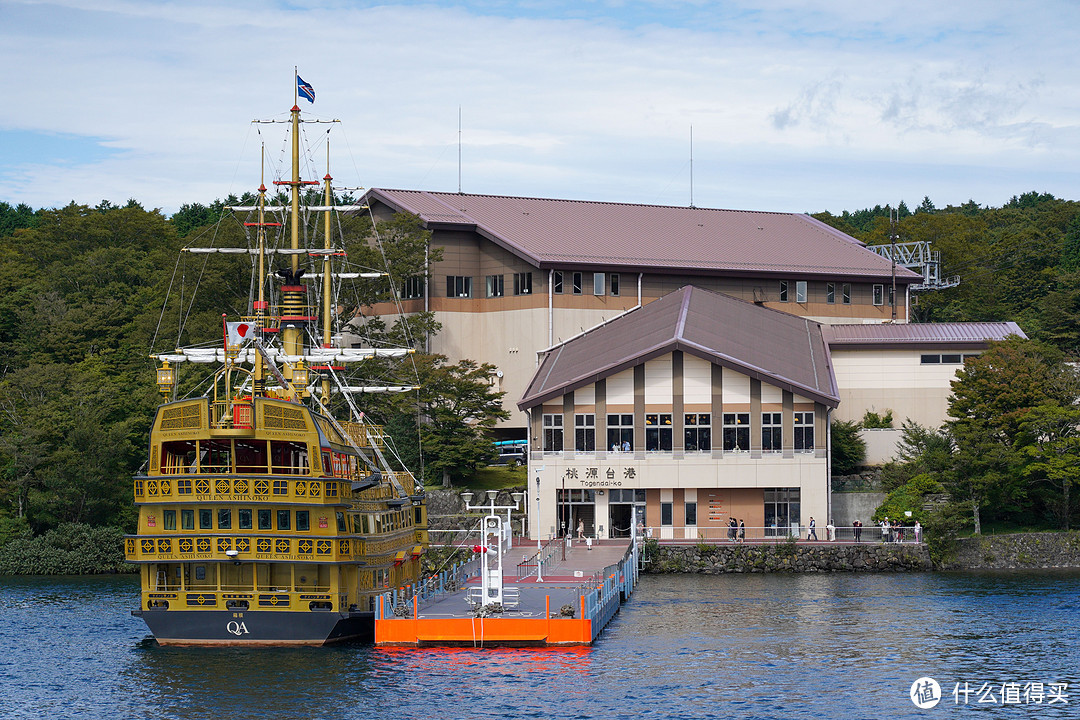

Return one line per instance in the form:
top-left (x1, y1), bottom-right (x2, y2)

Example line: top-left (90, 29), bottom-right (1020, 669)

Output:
top-left (728, 517), bottom-right (737, 542)
top-left (896, 521), bottom-right (905, 543)
top-left (881, 517), bottom-right (890, 543)
top-left (853, 520), bottom-right (863, 543)
top-left (914, 520), bottom-right (923, 543)
top-left (826, 520), bottom-right (835, 542)
top-left (577, 519), bottom-right (585, 540)
top-left (738, 519), bottom-right (745, 543)
top-left (807, 517), bottom-right (817, 541)
top-left (621, 439), bottom-right (631, 452)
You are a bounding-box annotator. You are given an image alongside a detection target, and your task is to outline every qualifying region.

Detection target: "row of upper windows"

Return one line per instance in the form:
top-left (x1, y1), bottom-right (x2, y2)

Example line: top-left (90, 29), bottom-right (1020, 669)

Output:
top-left (152, 507), bottom-right (412, 534)
top-left (155, 508), bottom-right (337, 532)
top-left (543, 412), bottom-right (815, 453)
top-left (779, 280), bottom-right (895, 306)
top-left (400, 272), bottom-right (622, 299)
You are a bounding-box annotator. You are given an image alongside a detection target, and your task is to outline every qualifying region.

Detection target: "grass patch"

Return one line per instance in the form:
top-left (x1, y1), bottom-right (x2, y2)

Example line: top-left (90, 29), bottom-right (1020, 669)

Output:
top-left (429, 464), bottom-right (528, 492)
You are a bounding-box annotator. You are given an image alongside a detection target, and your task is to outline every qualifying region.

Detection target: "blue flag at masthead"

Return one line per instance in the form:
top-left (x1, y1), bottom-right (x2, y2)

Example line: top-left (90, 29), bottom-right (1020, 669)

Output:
top-left (297, 76), bottom-right (315, 103)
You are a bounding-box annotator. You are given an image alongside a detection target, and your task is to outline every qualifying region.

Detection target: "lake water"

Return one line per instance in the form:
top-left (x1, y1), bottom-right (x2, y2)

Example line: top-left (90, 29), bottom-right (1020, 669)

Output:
top-left (1, 571), bottom-right (1076, 719)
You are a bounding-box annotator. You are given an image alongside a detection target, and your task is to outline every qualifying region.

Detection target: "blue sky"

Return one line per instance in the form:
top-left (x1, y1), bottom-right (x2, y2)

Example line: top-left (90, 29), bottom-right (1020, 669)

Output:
top-left (2, 0), bottom-right (1079, 215)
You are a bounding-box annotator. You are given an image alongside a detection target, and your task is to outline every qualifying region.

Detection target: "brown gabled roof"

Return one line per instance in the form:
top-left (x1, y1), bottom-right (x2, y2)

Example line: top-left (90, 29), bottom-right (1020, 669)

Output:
top-left (518, 286), bottom-right (839, 410)
top-left (365, 189), bottom-right (922, 282)
top-left (823, 322), bottom-right (1026, 349)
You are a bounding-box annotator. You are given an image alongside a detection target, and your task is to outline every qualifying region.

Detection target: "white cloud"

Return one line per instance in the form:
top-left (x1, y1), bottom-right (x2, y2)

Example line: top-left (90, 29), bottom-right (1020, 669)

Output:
top-left (1, 0), bottom-right (1079, 213)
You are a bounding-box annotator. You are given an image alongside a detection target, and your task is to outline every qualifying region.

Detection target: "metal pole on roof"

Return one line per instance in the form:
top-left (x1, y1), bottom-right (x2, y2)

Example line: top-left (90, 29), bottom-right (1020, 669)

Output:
top-left (689, 125), bottom-right (695, 208)
top-left (890, 208), bottom-right (897, 321)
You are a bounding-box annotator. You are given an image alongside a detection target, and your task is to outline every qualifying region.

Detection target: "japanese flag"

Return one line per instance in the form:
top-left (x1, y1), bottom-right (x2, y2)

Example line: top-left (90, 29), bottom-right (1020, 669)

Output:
top-left (226, 321), bottom-right (253, 346)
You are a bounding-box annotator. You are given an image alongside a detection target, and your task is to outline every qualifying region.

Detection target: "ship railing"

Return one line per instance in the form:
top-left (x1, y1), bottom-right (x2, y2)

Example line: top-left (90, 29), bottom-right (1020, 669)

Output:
top-left (515, 535), bottom-right (563, 581)
top-left (338, 421), bottom-right (386, 449)
top-left (378, 557), bottom-right (481, 619)
top-left (134, 476), bottom-right (344, 503)
top-left (210, 400), bottom-right (254, 430)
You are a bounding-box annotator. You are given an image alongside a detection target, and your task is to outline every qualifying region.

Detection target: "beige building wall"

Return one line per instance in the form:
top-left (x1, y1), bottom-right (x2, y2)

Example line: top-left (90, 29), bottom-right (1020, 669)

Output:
top-left (830, 348), bottom-right (970, 429)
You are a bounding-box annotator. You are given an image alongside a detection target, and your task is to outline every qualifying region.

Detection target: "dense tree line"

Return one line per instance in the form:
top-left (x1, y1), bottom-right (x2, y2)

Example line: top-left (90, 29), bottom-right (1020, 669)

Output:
top-left (0, 199), bottom-right (503, 560)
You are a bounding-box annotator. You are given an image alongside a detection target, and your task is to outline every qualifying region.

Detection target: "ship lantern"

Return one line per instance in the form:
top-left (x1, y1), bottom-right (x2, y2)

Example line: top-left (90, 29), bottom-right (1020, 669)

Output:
top-left (292, 362), bottom-right (310, 390)
top-left (156, 360), bottom-right (175, 397)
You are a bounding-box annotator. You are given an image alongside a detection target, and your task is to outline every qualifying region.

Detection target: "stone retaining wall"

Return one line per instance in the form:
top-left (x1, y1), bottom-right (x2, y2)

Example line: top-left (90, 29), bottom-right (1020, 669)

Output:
top-left (945, 531), bottom-right (1080, 570)
top-left (645, 542), bottom-right (932, 574)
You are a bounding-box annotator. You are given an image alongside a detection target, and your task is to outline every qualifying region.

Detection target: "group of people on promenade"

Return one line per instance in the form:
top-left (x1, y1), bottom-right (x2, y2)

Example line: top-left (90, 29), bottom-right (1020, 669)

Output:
top-left (804, 516), bottom-right (922, 543)
top-left (727, 517), bottom-right (745, 542)
top-left (878, 516), bottom-right (922, 543)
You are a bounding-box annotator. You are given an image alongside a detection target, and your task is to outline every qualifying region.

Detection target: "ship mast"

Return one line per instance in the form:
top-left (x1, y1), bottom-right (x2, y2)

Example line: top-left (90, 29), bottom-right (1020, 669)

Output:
top-left (321, 141), bottom-right (334, 405)
top-left (253, 146), bottom-right (268, 397)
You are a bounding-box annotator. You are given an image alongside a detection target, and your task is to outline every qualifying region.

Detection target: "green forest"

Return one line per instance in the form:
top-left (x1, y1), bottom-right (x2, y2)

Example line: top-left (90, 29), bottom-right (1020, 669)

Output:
top-left (1, 191), bottom-right (1079, 568)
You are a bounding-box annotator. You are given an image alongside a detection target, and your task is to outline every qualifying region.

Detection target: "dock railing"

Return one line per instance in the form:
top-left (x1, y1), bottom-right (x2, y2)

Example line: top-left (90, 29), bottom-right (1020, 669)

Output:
top-left (515, 535), bottom-right (563, 581)
top-left (637, 524), bottom-right (925, 544)
top-left (579, 540), bottom-right (639, 637)
top-left (378, 555), bottom-right (482, 619)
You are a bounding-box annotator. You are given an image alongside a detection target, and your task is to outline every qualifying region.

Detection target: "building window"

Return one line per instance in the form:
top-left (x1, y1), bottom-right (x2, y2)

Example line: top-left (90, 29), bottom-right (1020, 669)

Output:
top-left (238, 508), bottom-right (252, 530)
top-left (779, 281), bottom-right (789, 302)
top-left (401, 276), bottom-right (425, 300)
top-left (514, 272), bottom-right (532, 295)
top-left (163, 509), bottom-right (176, 531)
top-left (796, 280), bottom-right (807, 303)
top-left (842, 284), bottom-right (851, 304)
top-left (762, 412), bottom-right (782, 452)
top-left (553, 271), bottom-right (563, 294)
top-left (218, 508), bottom-right (232, 530)
top-left (607, 414), bottom-right (633, 451)
top-left (575, 414), bottom-right (595, 452)
top-left (485, 274), bottom-right (504, 298)
top-left (794, 412), bottom-right (814, 452)
top-left (723, 413), bottom-right (750, 452)
top-left (922, 354), bottom-right (972, 364)
top-left (542, 414), bottom-right (564, 452)
top-left (826, 283), bottom-right (835, 304)
top-left (181, 509), bottom-right (194, 530)
top-left (684, 413), bottom-right (711, 451)
top-left (661, 502), bottom-right (673, 526)
top-left (199, 509), bottom-right (213, 530)
top-left (685, 502), bottom-right (697, 526)
top-left (572, 272), bottom-right (583, 294)
top-left (593, 272), bottom-right (605, 296)
top-left (258, 508), bottom-right (272, 530)
top-left (873, 284), bottom-right (884, 305)
top-left (447, 275), bottom-right (472, 298)
top-left (610, 273), bottom-right (620, 296)
top-left (645, 413), bottom-right (673, 451)
top-left (296, 510), bottom-right (310, 532)
top-left (277, 509), bottom-right (291, 531)
top-left (764, 488), bottom-right (801, 536)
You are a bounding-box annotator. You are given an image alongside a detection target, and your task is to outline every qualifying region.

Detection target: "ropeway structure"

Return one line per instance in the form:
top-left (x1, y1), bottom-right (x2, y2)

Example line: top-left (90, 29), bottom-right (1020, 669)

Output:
top-left (866, 240), bottom-right (960, 292)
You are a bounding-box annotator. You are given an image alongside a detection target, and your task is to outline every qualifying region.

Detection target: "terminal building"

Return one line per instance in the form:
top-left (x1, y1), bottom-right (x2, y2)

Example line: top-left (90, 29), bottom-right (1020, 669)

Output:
top-left (358, 190), bottom-right (1022, 539)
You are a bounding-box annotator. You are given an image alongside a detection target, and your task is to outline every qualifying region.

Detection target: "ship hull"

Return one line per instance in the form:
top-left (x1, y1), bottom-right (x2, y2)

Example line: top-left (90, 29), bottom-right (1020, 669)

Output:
top-left (132, 608), bottom-right (374, 646)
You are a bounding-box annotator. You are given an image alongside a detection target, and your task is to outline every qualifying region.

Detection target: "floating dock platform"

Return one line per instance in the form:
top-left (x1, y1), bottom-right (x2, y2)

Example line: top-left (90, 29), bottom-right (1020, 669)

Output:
top-left (375, 538), bottom-right (638, 647)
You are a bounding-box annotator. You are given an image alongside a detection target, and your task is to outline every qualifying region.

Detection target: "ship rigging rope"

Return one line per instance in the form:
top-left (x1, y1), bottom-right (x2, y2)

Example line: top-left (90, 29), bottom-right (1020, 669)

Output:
top-left (363, 203), bottom-right (428, 482)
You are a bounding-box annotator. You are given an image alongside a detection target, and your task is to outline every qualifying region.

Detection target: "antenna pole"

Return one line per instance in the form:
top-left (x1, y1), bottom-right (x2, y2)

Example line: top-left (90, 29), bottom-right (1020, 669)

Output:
top-left (458, 106), bottom-right (462, 194)
top-left (890, 207), bottom-right (897, 321)
top-left (689, 125), bottom-right (694, 208)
